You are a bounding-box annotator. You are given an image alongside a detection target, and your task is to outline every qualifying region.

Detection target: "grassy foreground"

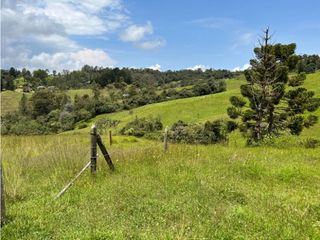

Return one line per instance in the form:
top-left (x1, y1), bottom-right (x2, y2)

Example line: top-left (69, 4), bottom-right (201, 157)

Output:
top-left (1, 72), bottom-right (319, 238)
top-left (1, 134), bottom-right (320, 239)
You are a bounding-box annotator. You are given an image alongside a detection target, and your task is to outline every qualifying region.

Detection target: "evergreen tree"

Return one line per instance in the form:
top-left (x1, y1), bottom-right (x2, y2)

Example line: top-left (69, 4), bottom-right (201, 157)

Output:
top-left (227, 28), bottom-right (320, 144)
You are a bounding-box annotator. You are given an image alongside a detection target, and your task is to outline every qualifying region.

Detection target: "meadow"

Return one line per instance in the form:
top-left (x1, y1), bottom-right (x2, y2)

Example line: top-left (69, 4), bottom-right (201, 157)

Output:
top-left (1, 133), bottom-right (320, 239)
top-left (0, 88), bottom-right (107, 115)
top-left (1, 72), bottom-right (320, 239)
top-left (75, 72), bottom-right (320, 135)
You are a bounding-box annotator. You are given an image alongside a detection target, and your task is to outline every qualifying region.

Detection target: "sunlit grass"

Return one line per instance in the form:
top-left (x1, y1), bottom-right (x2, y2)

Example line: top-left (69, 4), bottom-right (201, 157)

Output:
top-left (1, 72), bottom-right (320, 239)
top-left (1, 134), bottom-right (320, 239)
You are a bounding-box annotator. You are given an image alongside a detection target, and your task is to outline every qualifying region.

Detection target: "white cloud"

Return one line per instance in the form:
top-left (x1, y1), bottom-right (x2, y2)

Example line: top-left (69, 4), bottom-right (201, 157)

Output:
top-left (136, 39), bottom-right (166, 50)
top-left (231, 32), bottom-right (256, 50)
top-left (22, 1), bottom-right (127, 35)
top-left (1, 0), bottom-right (121, 70)
top-left (240, 32), bottom-right (256, 44)
top-left (27, 49), bottom-right (115, 71)
top-left (1, 0), bottom-right (165, 69)
top-left (189, 17), bottom-right (241, 29)
top-left (232, 63), bottom-right (250, 72)
top-left (187, 64), bottom-right (209, 72)
top-left (70, 48), bottom-right (115, 67)
top-left (120, 22), bottom-right (153, 42)
top-left (120, 22), bottom-right (165, 50)
top-left (147, 64), bottom-right (161, 71)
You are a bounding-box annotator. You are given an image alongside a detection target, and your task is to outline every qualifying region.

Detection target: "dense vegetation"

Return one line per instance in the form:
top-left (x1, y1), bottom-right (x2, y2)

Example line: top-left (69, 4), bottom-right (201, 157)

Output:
top-left (1, 78), bottom-right (226, 135)
top-left (1, 53), bottom-right (319, 92)
top-left (1, 66), bottom-right (319, 240)
top-left (0, 66), bottom-right (235, 91)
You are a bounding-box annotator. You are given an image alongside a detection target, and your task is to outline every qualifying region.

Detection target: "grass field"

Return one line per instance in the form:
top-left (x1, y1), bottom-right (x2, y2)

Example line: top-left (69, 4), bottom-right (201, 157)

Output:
top-left (71, 77), bottom-right (244, 134)
top-left (1, 72), bottom-right (320, 239)
top-left (0, 91), bottom-right (31, 115)
top-left (1, 135), bottom-right (320, 239)
top-left (76, 72), bottom-right (320, 136)
top-left (0, 88), bottom-right (109, 116)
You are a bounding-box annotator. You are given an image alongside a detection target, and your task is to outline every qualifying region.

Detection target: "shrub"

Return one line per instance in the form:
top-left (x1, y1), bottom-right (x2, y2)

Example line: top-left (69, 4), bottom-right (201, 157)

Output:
top-left (95, 118), bottom-right (120, 134)
top-left (121, 116), bottom-right (163, 137)
top-left (168, 120), bottom-right (229, 144)
top-left (74, 108), bottom-right (92, 122)
top-left (59, 111), bottom-right (75, 131)
top-left (9, 120), bottom-right (49, 135)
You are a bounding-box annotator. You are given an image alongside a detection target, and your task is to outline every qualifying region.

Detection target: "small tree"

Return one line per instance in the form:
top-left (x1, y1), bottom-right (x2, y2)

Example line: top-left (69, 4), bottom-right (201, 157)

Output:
top-left (227, 28), bottom-right (320, 144)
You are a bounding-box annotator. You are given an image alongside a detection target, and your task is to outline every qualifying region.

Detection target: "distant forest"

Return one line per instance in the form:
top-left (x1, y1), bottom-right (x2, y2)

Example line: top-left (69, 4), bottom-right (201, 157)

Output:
top-left (2, 54), bottom-right (319, 92)
top-left (1, 65), bottom-right (236, 92)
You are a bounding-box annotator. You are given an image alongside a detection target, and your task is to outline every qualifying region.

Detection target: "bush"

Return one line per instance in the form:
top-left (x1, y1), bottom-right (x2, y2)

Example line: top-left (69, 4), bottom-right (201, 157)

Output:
top-left (59, 111), bottom-right (75, 131)
top-left (9, 120), bottom-right (49, 135)
top-left (121, 116), bottom-right (163, 137)
top-left (74, 108), bottom-right (92, 122)
top-left (95, 118), bottom-right (120, 134)
top-left (168, 120), bottom-right (229, 144)
top-left (1, 113), bottom-right (49, 135)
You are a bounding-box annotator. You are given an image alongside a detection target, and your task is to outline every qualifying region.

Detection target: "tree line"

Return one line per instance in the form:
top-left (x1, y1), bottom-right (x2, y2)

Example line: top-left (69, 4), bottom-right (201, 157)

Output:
top-left (0, 66), bottom-right (236, 92)
top-left (1, 53), bottom-right (319, 92)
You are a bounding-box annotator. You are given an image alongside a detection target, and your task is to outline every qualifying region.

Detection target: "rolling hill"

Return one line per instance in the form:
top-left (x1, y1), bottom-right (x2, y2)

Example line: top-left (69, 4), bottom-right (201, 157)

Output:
top-left (1, 72), bottom-right (320, 239)
top-left (76, 72), bottom-right (320, 138)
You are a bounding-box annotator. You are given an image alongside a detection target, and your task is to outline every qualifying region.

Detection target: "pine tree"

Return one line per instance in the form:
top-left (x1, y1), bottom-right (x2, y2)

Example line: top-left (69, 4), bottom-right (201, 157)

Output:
top-left (227, 28), bottom-right (320, 144)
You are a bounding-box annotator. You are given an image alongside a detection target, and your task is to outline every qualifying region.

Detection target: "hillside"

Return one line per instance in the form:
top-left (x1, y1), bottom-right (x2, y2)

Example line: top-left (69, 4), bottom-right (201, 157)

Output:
top-left (0, 90), bottom-right (31, 115)
top-left (77, 72), bottom-right (320, 137)
top-left (0, 88), bottom-right (109, 115)
top-left (2, 73), bottom-right (320, 239)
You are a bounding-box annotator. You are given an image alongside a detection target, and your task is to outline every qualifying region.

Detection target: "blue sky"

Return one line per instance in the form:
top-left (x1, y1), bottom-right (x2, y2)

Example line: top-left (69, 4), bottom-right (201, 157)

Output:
top-left (2, 0), bottom-right (320, 71)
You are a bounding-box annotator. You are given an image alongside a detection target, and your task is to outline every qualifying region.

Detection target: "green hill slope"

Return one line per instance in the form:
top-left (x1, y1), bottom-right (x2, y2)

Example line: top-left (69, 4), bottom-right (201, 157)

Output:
top-left (78, 78), bottom-right (244, 131)
top-left (0, 88), bottom-right (108, 115)
top-left (1, 73), bottom-right (320, 239)
top-left (80, 72), bottom-right (320, 136)
top-left (0, 90), bottom-right (31, 115)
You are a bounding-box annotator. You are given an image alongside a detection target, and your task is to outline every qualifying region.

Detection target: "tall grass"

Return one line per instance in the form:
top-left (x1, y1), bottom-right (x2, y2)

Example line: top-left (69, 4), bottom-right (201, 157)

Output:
top-left (1, 135), bottom-right (320, 239)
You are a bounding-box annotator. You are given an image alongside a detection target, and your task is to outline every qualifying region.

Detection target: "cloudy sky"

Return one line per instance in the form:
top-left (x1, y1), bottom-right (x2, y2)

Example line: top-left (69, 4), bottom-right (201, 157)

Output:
top-left (1, 0), bottom-right (320, 71)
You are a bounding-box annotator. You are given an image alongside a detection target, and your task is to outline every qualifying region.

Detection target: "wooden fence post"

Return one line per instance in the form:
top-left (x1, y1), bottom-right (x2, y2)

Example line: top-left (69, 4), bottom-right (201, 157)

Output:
top-left (0, 165), bottom-right (5, 227)
top-left (109, 130), bottom-right (112, 146)
top-left (164, 127), bottom-right (168, 151)
top-left (90, 125), bottom-right (97, 175)
top-left (97, 135), bottom-right (115, 171)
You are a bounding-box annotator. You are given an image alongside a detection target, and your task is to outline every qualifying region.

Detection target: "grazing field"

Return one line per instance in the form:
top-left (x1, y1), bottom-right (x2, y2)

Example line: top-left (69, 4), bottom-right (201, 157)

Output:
top-left (1, 72), bottom-right (320, 239)
top-left (0, 88), bottom-right (110, 115)
top-left (1, 134), bottom-right (320, 239)
top-left (71, 77), bottom-right (244, 133)
top-left (77, 72), bottom-right (320, 134)
top-left (0, 91), bottom-right (31, 115)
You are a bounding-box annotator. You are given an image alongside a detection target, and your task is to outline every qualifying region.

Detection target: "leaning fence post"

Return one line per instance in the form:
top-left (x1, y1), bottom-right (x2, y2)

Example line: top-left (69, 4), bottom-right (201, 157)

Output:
top-left (109, 130), bottom-right (112, 146)
top-left (97, 134), bottom-right (115, 171)
top-left (90, 125), bottom-right (97, 175)
top-left (164, 126), bottom-right (168, 151)
top-left (0, 165), bottom-right (5, 227)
